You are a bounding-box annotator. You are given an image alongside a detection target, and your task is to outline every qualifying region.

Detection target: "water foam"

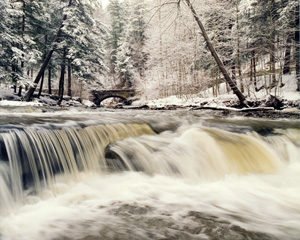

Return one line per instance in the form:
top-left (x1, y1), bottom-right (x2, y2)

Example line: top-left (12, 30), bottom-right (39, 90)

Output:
top-left (0, 119), bottom-right (299, 240)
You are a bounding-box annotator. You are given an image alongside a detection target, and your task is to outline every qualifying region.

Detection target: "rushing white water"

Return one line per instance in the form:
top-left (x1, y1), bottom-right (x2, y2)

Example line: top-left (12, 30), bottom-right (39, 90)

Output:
top-left (0, 110), bottom-right (299, 240)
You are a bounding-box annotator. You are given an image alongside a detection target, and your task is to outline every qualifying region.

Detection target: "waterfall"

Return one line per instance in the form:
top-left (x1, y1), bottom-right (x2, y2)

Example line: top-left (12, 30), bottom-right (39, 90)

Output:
top-left (0, 123), bottom-right (154, 212)
top-left (0, 115), bottom-right (299, 240)
top-left (1, 122), bottom-right (298, 208)
top-left (107, 126), bottom-right (289, 181)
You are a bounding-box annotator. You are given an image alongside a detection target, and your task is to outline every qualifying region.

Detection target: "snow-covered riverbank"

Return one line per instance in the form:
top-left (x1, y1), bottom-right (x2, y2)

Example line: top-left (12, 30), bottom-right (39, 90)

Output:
top-left (0, 73), bottom-right (299, 118)
top-left (134, 73), bottom-right (299, 109)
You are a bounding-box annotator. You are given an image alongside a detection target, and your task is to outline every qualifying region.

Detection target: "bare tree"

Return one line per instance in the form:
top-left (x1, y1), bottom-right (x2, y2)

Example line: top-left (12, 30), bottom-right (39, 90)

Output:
top-left (183, 0), bottom-right (247, 106)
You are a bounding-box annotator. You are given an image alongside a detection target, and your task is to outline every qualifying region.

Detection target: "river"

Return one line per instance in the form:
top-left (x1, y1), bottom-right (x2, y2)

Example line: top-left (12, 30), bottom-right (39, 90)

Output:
top-left (0, 108), bottom-right (299, 240)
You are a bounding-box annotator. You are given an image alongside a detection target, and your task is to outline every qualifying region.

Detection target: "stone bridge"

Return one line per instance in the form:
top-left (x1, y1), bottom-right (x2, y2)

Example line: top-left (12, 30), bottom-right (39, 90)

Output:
top-left (91, 89), bottom-right (136, 106)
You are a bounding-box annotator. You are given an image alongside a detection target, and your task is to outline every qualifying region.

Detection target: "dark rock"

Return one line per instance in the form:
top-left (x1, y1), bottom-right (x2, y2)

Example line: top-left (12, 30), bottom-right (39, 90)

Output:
top-left (200, 101), bottom-right (208, 106)
top-left (73, 97), bottom-right (82, 103)
top-left (49, 95), bottom-right (59, 101)
top-left (114, 103), bottom-right (124, 109)
top-left (124, 99), bottom-right (133, 105)
top-left (153, 106), bottom-right (166, 110)
top-left (165, 105), bottom-right (177, 110)
top-left (265, 95), bottom-right (284, 110)
top-left (138, 105), bottom-right (150, 109)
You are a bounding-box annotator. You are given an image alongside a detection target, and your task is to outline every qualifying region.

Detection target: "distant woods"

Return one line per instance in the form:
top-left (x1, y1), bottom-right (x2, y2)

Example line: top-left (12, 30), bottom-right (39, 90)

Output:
top-left (146, 0), bottom-right (299, 99)
top-left (0, 0), bottom-right (298, 101)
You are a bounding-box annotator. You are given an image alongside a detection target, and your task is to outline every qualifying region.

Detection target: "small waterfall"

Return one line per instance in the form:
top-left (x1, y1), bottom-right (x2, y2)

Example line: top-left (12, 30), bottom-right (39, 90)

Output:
top-left (107, 126), bottom-right (298, 181)
top-left (0, 123), bottom-right (155, 212)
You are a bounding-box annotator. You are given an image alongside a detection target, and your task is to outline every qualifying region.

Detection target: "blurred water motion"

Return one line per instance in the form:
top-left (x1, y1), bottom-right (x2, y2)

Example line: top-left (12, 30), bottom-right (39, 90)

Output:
top-left (0, 110), bottom-right (299, 240)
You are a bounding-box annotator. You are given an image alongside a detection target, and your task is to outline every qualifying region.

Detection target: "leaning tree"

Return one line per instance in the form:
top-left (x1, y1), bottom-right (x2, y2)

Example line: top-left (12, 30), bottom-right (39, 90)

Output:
top-left (183, 0), bottom-right (247, 106)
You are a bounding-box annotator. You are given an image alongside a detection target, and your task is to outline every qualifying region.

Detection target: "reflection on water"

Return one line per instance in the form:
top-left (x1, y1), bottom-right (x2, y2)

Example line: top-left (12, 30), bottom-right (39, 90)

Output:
top-left (0, 109), bottom-right (299, 240)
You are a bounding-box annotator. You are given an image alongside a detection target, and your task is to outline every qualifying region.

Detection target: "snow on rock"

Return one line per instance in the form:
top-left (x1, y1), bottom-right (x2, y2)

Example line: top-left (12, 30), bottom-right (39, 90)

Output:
top-left (134, 93), bottom-right (239, 109)
top-left (38, 96), bottom-right (58, 106)
top-left (82, 100), bottom-right (95, 107)
top-left (0, 100), bottom-right (43, 107)
top-left (0, 90), bottom-right (20, 100)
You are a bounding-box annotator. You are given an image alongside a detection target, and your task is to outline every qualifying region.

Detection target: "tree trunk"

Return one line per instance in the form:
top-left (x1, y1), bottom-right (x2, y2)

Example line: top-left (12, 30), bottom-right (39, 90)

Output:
top-left (250, 56), bottom-right (253, 85)
top-left (21, 0), bottom-right (25, 69)
top-left (237, 51), bottom-right (244, 93)
top-left (79, 81), bottom-right (83, 100)
top-left (38, 35), bottom-right (48, 98)
top-left (58, 67), bottom-right (65, 103)
top-left (67, 59), bottom-right (72, 97)
top-left (25, 0), bottom-right (73, 101)
top-left (236, 1), bottom-right (244, 94)
top-left (25, 49), bottom-right (54, 100)
top-left (159, 0), bottom-right (163, 70)
top-left (252, 50), bottom-right (257, 91)
top-left (38, 74), bottom-right (45, 98)
top-left (230, 63), bottom-right (236, 93)
top-left (59, 47), bottom-right (67, 101)
top-left (295, 3), bottom-right (300, 91)
top-left (18, 86), bottom-right (22, 97)
top-left (48, 64), bottom-right (52, 95)
top-left (283, 34), bottom-right (292, 74)
top-left (184, 0), bottom-right (247, 106)
top-left (270, 52), bottom-right (276, 87)
top-left (58, 49), bottom-right (67, 103)
top-left (269, 0), bottom-right (276, 88)
top-left (12, 64), bottom-right (17, 93)
top-left (249, 56), bottom-right (253, 96)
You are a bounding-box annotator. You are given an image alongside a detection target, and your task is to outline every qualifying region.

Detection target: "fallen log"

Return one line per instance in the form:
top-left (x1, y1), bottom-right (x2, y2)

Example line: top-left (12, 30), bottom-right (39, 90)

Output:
top-left (191, 106), bottom-right (275, 112)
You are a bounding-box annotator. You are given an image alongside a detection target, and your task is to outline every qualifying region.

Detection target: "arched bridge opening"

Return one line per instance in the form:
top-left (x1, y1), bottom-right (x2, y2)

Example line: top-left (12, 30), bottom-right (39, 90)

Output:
top-left (98, 95), bottom-right (127, 105)
top-left (91, 90), bottom-right (135, 106)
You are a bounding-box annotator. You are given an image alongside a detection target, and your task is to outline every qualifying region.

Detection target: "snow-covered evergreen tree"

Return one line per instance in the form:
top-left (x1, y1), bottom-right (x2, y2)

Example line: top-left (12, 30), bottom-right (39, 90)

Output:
top-left (107, 0), bottom-right (130, 87)
top-left (23, 0), bottom-right (107, 100)
top-left (106, 0), bottom-right (148, 88)
top-left (0, 0), bottom-right (26, 88)
top-left (128, 0), bottom-right (148, 78)
top-left (278, 0), bottom-right (299, 89)
top-left (62, 0), bottom-right (107, 82)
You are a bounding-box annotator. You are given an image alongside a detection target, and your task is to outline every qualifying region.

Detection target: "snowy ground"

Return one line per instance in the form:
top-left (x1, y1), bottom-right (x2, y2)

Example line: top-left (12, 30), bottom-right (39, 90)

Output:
top-left (134, 73), bottom-right (299, 109)
top-left (0, 89), bottom-right (94, 108)
top-left (0, 73), bottom-right (299, 110)
top-left (0, 99), bottom-right (43, 107)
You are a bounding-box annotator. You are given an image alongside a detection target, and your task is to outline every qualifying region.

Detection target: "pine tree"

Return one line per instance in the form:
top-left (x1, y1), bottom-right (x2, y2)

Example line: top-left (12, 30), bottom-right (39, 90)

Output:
top-left (111, 0), bottom-right (148, 88)
top-left (25, 0), bottom-right (107, 101)
top-left (0, 0), bottom-right (15, 83)
top-left (62, 0), bottom-right (107, 96)
top-left (278, 0), bottom-right (296, 75)
top-left (0, 0), bottom-right (26, 89)
top-left (128, 0), bottom-right (148, 78)
top-left (107, 0), bottom-right (129, 87)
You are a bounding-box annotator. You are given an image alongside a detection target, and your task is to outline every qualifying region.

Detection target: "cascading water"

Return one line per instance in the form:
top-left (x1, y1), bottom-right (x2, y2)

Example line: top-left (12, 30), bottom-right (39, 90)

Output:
top-left (107, 126), bottom-right (283, 179)
top-left (0, 109), bottom-right (299, 240)
top-left (0, 122), bottom-right (154, 211)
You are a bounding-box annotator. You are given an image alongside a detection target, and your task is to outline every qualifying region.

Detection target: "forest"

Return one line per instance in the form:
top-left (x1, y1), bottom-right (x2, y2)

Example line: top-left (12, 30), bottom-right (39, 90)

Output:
top-left (0, 0), bottom-right (299, 105)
